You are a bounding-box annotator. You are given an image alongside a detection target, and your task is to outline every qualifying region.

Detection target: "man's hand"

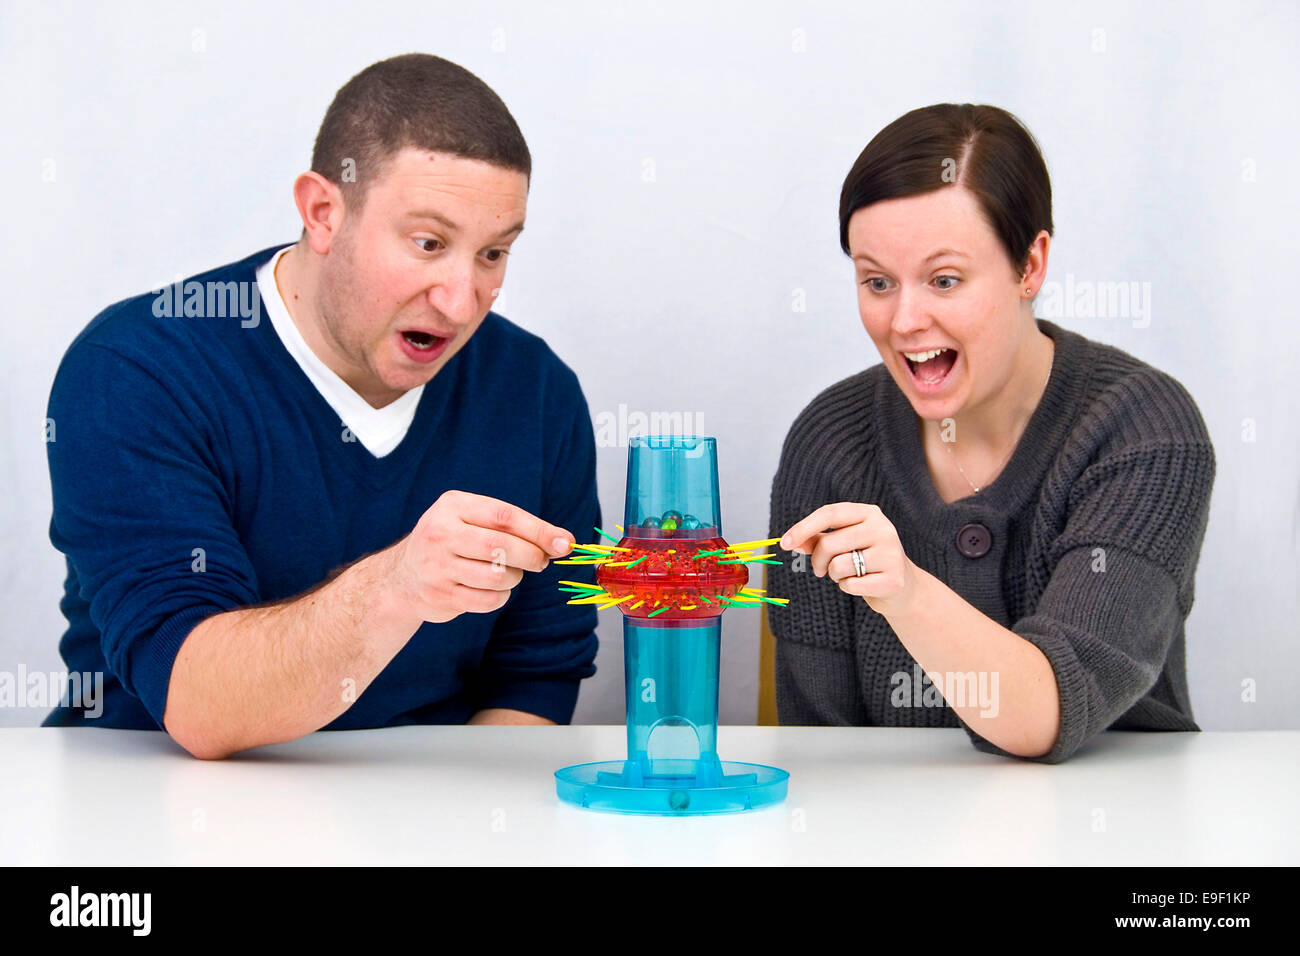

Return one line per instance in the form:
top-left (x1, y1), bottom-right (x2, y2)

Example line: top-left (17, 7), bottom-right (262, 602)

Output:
top-left (386, 490), bottom-right (575, 625)
top-left (165, 490), bottom-right (575, 758)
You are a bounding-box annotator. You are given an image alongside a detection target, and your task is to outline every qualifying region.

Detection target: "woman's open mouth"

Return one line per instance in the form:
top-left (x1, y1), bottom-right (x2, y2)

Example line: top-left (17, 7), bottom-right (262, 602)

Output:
top-left (397, 329), bottom-right (451, 364)
top-left (902, 347), bottom-right (959, 393)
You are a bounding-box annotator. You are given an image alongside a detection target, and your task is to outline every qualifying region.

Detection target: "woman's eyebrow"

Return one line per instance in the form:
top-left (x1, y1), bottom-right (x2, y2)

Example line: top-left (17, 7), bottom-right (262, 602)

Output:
top-left (852, 249), bottom-right (968, 268)
top-left (922, 247), bottom-right (970, 263)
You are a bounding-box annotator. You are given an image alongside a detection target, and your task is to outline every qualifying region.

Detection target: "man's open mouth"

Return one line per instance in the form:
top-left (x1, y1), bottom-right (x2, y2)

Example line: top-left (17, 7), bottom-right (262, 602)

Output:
top-left (396, 328), bottom-right (453, 364)
top-left (401, 330), bottom-right (443, 351)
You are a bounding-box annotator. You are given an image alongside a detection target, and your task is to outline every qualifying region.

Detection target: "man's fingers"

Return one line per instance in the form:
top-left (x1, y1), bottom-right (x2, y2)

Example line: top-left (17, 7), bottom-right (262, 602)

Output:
top-left (449, 582), bottom-right (513, 614)
top-left (451, 556), bottom-right (525, 592)
top-left (780, 502), bottom-right (871, 553)
top-left (456, 492), bottom-right (574, 557)
top-left (452, 525), bottom-right (549, 572)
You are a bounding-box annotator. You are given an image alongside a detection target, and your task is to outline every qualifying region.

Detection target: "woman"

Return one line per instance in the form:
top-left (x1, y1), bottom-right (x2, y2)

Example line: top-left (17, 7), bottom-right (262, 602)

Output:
top-left (768, 104), bottom-right (1216, 763)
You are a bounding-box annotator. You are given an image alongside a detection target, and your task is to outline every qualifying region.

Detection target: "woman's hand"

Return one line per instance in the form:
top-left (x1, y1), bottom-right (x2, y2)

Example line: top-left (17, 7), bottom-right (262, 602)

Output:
top-left (780, 502), bottom-right (919, 619)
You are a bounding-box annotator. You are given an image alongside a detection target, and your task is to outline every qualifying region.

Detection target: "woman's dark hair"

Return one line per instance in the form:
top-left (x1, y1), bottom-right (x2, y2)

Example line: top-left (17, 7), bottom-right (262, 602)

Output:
top-left (838, 104), bottom-right (1052, 277)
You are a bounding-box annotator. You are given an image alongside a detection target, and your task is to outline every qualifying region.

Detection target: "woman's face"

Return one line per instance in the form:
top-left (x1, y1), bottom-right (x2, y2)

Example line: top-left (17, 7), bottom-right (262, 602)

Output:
top-left (847, 185), bottom-right (1030, 423)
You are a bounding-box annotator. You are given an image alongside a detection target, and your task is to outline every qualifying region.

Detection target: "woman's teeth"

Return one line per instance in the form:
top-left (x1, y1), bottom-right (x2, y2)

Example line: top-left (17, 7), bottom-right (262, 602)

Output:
top-left (903, 347), bottom-right (952, 362)
top-left (904, 345), bottom-right (959, 385)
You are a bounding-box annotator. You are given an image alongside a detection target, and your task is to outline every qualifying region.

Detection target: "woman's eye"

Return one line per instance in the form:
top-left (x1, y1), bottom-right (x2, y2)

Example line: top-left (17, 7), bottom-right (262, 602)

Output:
top-left (934, 275), bottom-right (960, 290)
top-left (416, 238), bottom-right (442, 253)
top-left (863, 277), bottom-right (890, 292)
top-left (483, 249), bottom-right (507, 263)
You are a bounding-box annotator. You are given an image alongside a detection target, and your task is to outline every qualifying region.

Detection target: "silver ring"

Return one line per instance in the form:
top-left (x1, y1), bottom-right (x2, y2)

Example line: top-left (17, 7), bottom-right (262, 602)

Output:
top-left (851, 549), bottom-right (866, 577)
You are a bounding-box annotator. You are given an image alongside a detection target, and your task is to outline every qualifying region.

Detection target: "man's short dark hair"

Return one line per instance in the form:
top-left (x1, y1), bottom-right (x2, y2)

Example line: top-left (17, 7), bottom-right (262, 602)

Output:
top-left (311, 53), bottom-right (531, 210)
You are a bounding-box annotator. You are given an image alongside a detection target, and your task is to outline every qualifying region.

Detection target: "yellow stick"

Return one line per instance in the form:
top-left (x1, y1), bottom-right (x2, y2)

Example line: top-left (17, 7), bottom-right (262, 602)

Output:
top-left (726, 537), bottom-right (783, 551)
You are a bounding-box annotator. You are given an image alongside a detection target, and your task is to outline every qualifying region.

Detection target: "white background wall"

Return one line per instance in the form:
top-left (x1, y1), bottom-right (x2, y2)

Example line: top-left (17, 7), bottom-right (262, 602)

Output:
top-left (2, 0), bottom-right (1296, 730)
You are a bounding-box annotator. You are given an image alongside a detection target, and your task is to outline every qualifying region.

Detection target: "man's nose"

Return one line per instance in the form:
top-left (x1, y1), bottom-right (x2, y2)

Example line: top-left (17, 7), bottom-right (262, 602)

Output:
top-left (427, 260), bottom-right (478, 327)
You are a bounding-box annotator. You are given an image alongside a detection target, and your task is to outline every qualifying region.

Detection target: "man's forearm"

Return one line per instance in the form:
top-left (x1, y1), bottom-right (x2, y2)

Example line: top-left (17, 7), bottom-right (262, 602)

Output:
top-left (163, 545), bottom-right (421, 759)
top-left (469, 708), bottom-right (556, 725)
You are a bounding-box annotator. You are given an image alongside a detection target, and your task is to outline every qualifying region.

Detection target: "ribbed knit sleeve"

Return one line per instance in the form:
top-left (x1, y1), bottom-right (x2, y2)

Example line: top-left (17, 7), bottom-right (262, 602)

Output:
top-left (768, 376), bottom-right (869, 725)
top-left (768, 317), bottom-right (1216, 764)
top-left (963, 369), bottom-right (1215, 763)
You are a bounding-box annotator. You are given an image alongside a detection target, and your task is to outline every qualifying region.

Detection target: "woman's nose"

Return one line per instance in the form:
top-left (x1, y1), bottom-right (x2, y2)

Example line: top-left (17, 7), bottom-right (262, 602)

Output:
top-left (890, 286), bottom-right (930, 335)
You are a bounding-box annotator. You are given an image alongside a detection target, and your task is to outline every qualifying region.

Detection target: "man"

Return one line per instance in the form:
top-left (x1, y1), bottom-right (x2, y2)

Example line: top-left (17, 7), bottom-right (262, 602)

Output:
top-left (43, 53), bottom-right (601, 759)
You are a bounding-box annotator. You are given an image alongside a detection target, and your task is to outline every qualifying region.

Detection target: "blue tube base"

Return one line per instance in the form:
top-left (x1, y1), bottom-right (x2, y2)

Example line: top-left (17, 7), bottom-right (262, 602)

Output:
top-left (554, 757), bottom-right (789, 815)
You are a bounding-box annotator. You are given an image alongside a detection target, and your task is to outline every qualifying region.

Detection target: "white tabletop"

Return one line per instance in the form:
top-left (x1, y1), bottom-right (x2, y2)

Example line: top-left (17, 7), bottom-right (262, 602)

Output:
top-left (2, 725), bottom-right (1295, 866)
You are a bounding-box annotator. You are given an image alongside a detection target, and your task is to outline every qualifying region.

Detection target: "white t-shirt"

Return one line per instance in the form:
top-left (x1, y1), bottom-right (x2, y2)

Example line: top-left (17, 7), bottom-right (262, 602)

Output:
top-left (255, 245), bottom-right (423, 458)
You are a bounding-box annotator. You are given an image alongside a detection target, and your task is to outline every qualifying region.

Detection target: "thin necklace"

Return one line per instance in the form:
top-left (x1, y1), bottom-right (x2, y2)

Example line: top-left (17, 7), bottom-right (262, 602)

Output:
top-left (942, 348), bottom-right (1053, 494)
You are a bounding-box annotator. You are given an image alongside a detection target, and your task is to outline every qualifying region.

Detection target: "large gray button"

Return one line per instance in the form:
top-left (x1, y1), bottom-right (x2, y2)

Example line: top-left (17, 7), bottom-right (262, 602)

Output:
top-left (956, 523), bottom-right (992, 558)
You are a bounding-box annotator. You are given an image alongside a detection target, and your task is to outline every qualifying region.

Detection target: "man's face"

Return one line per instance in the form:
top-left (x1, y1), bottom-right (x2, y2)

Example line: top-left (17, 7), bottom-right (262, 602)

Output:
top-left (315, 147), bottom-right (529, 406)
top-left (848, 185), bottom-right (1027, 423)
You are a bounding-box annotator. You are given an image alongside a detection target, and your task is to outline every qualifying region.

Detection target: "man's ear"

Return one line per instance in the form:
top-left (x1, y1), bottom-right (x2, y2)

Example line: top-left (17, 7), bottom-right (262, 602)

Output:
top-left (293, 171), bottom-right (348, 255)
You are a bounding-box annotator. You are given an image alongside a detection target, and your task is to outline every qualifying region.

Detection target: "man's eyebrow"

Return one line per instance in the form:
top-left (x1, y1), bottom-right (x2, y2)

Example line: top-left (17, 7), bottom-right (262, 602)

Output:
top-left (492, 221), bottom-right (525, 241)
top-left (405, 210), bottom-right (526, 241)
top-left (406, 209), bottom-right (460, 231)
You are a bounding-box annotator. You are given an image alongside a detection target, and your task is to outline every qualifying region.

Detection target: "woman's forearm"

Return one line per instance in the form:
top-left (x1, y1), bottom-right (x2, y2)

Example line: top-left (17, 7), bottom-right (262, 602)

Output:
top-left (881, 563), bottom-right (1061, 757)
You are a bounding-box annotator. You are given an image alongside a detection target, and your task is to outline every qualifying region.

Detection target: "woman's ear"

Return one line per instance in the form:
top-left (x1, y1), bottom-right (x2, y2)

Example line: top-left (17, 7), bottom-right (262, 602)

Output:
top-left (1019, 230), bottom-right (1051, 296)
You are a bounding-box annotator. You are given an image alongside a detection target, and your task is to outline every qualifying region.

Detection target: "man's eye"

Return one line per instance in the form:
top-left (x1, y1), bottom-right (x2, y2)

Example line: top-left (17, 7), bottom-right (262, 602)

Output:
top-left (416, 238), bottom-right (442, 253)
top-left (934, 275), bottom-right (960, 290)
top-left (483, 249), bottom-right (508, 263)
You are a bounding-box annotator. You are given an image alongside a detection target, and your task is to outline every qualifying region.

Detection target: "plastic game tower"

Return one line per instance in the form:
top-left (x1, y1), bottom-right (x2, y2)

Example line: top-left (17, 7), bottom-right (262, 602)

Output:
top-left (554, 435), bottom-right (789, 814)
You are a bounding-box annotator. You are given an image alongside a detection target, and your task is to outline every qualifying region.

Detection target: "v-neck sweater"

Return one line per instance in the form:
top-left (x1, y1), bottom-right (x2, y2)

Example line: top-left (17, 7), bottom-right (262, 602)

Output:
top-left (44, 244), bottom-right (601, 730)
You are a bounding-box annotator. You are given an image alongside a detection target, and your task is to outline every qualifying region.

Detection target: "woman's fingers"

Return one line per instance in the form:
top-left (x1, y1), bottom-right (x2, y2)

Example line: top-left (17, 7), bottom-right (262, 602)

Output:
top-left (810, 523), bottom-right (881, 577)
top-left (781, 502), bottom-right (877, 553)
top-left (826, 549), bottom-right (874, 584)
top-left (782, 501), bottom-right (914, 615)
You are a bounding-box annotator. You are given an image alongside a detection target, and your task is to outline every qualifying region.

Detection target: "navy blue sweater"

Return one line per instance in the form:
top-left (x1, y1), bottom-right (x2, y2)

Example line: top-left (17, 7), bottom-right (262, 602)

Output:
top-left (43, 244), bottom-right (600, 731)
